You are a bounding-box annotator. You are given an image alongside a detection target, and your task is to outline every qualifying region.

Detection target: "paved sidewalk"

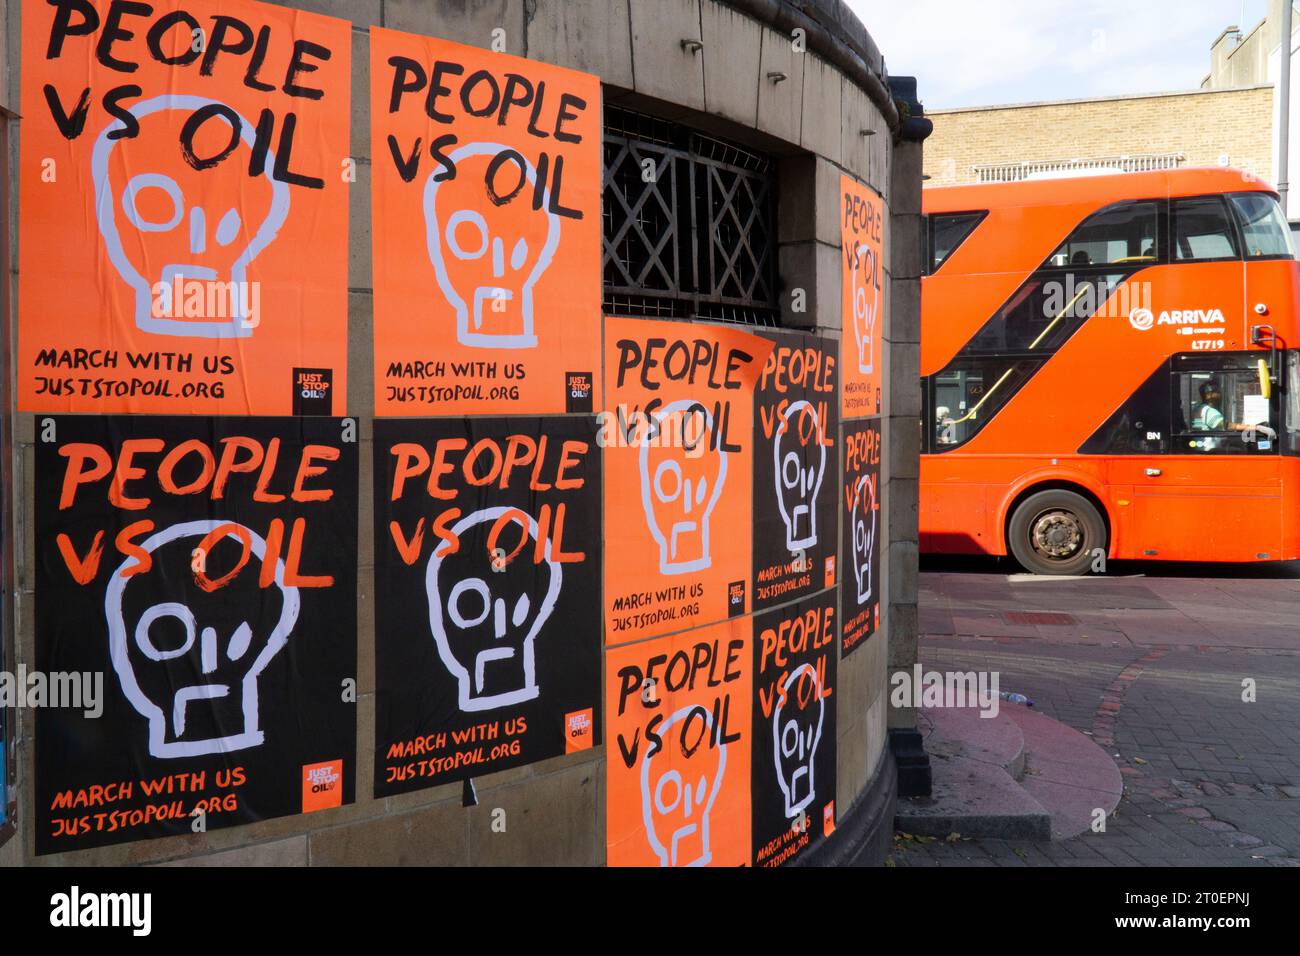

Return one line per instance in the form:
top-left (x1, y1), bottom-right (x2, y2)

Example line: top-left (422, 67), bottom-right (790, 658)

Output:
top-left (892, 559), bottom-right (1300, 867)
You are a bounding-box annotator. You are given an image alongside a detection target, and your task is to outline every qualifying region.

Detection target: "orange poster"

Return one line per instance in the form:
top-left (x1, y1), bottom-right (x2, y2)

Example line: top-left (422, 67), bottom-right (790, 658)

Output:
top-left (603, 317), bottom-right (773, 645)
top-left (370, 28), bottom-right (602, 416)
top-left (19, 0), bottom-right (351, 415)
top-left (606, 619), bottom-right (752, 867)
top-left (841, 175), bottom-right (885, 419)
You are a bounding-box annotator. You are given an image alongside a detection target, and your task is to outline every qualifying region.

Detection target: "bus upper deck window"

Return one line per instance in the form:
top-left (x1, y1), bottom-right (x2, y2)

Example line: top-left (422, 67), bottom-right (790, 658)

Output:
top-left (929, 212), bottom-right (985, 273)
top-left (1046, 201), bottom-right (1159, 268)
top-left (1228, 193), bottom-right (1296, 259)
top-left (1173, 196), bottom-right (1239, 261)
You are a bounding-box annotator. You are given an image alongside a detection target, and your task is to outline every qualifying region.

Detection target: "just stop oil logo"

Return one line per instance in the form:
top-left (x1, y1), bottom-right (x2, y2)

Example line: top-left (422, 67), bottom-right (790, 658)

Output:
top-left (293, 368), bottom-right (333, 415)
top-left (565, 708), bottom-right (594, 753)
top-left (301, 760), bottom-right (343, 813)
top-left (728, 581), bottom-right (747, 618)
top-left (566, 371), bottom-right (594, 413)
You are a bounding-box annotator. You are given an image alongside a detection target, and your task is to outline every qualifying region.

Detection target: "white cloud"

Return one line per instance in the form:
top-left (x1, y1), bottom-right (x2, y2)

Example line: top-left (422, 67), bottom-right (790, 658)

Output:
top-left (847, 0), bottom-right (1271, 108)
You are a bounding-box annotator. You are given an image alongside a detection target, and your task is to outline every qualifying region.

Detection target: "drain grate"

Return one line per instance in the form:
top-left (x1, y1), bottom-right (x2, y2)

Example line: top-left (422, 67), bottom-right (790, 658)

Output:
top-left (1005, 611), bottom-right (1077, 626)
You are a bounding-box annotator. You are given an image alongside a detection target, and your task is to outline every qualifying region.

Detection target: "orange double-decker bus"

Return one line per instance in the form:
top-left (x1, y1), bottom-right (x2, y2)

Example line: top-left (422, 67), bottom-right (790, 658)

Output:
top-left (921, 168), bottom-right (1299, 574)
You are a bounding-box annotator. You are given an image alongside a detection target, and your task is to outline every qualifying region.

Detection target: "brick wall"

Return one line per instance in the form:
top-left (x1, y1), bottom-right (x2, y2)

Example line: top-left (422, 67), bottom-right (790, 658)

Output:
top-left (923, 86), bottom-right (1276, 187)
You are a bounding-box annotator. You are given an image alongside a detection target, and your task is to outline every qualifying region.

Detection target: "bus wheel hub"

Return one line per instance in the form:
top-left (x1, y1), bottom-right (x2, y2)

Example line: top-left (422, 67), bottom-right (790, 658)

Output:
top-left (1032, 512), bottom-right (1082, 559)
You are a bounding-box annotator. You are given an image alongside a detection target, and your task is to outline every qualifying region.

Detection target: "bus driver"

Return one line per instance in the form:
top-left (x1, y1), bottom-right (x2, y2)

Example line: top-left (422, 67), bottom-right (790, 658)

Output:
top-left (1192, 381), bottom-right (1249, 450)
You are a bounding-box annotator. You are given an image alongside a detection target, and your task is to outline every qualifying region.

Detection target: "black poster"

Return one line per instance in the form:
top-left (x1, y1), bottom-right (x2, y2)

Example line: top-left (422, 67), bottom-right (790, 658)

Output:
top-left (374, 416), bottom-right (602, 797)
top-left (752, 593), bottom-right (837, 867)
top-left (841, 418), bottom-right (881, 657)
top-left (35, 416), bottom-right (358, 855)
top-left (752, 332), bottom-right (839, 610)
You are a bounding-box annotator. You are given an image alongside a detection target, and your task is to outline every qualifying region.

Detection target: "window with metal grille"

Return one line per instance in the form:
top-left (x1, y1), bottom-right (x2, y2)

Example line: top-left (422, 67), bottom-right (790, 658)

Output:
top-left (603, 105), bottom-right (779, 327)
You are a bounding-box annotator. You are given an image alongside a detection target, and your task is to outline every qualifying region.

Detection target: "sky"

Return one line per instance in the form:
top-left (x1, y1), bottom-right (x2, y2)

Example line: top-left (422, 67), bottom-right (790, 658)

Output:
top-left (849, 0), bottom-right (1272, 109)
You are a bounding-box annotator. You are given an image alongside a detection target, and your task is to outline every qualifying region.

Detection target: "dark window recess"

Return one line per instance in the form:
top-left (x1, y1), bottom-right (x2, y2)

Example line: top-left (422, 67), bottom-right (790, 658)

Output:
top-left (1080, 360), bottom-right (1172, 454)
top-left (603, 106), bottom-right (778, 326)
top-left (962, 272), bottom-right (1130, 354)
top-left (927, 211), bottom-right (985, 274)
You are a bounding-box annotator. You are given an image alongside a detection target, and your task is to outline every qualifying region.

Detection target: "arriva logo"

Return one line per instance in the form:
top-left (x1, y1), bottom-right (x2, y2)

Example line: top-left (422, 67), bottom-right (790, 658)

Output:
top-left (1129, 308), bottom-right (1154, 331)
top-left (1129, 308), bottom-right (1226, 330)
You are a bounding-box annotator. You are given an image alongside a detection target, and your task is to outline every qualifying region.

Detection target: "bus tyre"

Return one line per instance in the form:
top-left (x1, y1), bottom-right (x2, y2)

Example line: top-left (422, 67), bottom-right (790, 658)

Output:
top-left (1007, 490), bottom-right (1107, 576)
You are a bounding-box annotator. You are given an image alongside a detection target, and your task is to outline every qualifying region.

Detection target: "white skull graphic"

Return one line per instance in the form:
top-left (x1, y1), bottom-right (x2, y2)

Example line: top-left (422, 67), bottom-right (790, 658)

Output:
top-left (773, 663), bottom-right (825, 818)
top-left (852, 473), bottom-right (877, 606)
top-left (104, 520), bottom-right (300, 759)
top-left (424, 142), bottom-right (561, 349)
top-left (639, 400), bottom-right (727, 575)
top-left (640, 704), bottom-right (726, 867)
top-left (425, 507), bottom-right (561, 711)
top-left (91, 94), bottom-right (290, 338)
top-left (774, 400), bottom-right (826, 553)
top-left (851, 239), bottom-right (880, 374)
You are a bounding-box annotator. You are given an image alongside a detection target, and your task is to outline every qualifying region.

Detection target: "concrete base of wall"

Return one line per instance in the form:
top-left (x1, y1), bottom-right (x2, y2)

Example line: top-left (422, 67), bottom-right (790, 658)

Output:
top-left (797, 748), bottom-right (897, 867)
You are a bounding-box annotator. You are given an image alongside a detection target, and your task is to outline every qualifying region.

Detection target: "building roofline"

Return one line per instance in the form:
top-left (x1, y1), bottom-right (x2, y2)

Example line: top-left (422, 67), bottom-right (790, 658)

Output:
top-left (927, 83), bottom-right (1273, 115)
top-left (1235, 19), bottom-right (1263, 50)
top-left (1212, 25), bottom-right (1243, 48)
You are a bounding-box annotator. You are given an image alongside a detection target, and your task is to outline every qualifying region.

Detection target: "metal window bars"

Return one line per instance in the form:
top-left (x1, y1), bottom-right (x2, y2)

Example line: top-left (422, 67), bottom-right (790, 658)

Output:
top-left (603, 105), bottom-right (779, 327)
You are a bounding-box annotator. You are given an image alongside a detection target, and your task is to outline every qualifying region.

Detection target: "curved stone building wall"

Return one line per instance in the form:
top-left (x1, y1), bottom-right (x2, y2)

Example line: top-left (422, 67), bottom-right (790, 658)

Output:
top-left (0, 0), bottom-right (923, 867)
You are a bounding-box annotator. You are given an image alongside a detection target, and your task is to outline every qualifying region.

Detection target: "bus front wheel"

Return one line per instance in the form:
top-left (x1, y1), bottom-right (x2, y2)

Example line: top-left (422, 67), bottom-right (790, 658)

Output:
top-left (1007, 490), bottom-right (1107, 576)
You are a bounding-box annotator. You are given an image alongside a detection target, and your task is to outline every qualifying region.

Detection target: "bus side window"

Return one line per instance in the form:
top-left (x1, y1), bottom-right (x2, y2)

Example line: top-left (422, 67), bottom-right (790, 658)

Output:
top-left (1172, 197), bottom-right (1240, 261)
top-left (1228, 193), bottom-right (1296, 259)
top-left (928, 358), bottom-right (1043, 451)
top-left (1079, 361), bottom-right (1171, 455)
top-left (1170, 356), bottom-right (1276, 454)
top-left (1286, 352), bottom-right (1300, 456)
top-left (928, 212), bottom-right (985, 274)
top-left (1047, 201), bottom-right (1160, 267)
